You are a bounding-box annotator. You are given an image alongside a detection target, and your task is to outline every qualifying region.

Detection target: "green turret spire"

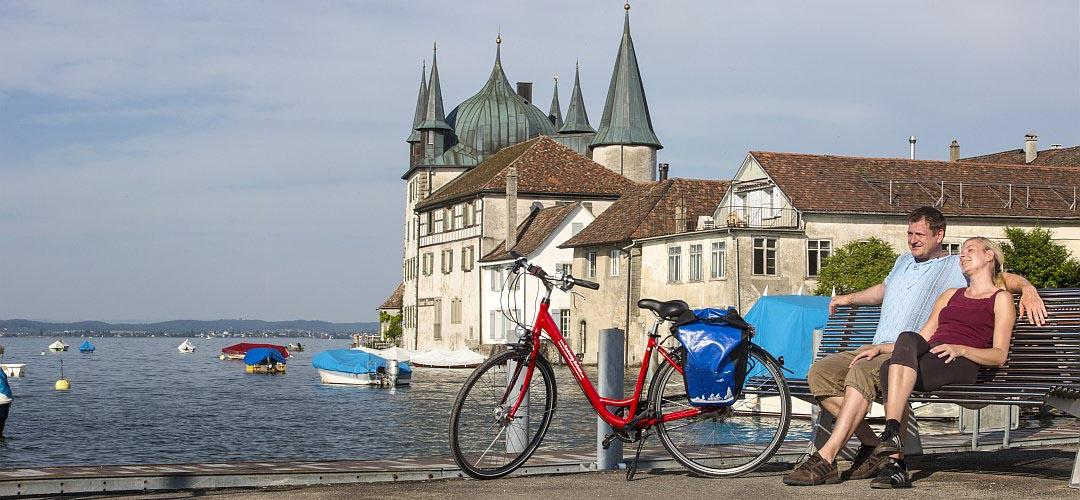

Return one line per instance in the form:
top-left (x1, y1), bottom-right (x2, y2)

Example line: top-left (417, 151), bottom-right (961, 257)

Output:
top-left (418, 43), bottom-right (452, 132)
top-left (591, 3), bottom-right (662, 149)
top-left (548, 75), bottom-right (563, 129)
top-left (406, 60), bottom-right (427, 143)
top-left (559, 62), bottom-right (594, 134)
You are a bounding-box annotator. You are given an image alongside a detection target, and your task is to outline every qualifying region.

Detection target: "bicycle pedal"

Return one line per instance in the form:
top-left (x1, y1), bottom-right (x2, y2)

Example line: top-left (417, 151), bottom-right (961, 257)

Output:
top-left (602, 433), bottom-right (617, 450)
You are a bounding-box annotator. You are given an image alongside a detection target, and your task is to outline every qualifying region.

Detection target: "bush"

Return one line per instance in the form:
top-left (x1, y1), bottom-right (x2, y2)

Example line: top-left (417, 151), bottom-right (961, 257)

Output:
top-left (814, 238), bottom-right (899, 295)
top-left (1000, 227), bottom-right (1080, 288)
top-left (379, 311), bottom-right (403, 345)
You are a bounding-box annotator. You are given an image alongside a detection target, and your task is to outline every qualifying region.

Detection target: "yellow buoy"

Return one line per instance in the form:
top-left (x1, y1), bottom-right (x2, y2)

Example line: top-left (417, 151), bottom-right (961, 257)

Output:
top-left (55, 379), bottom-right (71, 391)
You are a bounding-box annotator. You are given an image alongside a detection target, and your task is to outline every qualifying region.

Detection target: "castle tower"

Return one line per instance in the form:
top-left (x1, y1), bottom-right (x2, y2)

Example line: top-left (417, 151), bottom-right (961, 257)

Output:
top-left (554, 62), bottom-right (596, 155)
top-left (417, 43), bottom-right (453, 161)
top-left (548, 76), bottom-right (563, 129)
top-left (589, 3), bottom-right (662, 182)
top-left (406, 61), bottom-right (427, 168)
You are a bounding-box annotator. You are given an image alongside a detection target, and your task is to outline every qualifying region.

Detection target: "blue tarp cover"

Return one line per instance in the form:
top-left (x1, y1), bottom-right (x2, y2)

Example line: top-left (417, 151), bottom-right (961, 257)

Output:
top-left (312, 349), bottom-right (412, 376)
top-left (243, 347), bottom-right (288, 365)
top-left (79, 340), bottom-right (95, 352)
top-left (0, 370), bottom-right (11, 399)
top-left (743, 295), bottom-right (830, 379)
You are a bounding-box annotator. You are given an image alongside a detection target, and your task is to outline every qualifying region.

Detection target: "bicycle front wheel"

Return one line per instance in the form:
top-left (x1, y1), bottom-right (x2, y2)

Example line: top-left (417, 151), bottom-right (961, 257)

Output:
top-left (448, 348), bottom-right (557, 479)
top-left (649, 345), bottom-right (790, 477)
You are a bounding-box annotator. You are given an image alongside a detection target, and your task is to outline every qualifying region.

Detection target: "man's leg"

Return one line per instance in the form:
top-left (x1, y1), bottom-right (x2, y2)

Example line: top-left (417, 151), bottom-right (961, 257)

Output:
top-left (817, 386), bottom-right (872, 463)
top-left (818, 395), bottom-right (879, 447)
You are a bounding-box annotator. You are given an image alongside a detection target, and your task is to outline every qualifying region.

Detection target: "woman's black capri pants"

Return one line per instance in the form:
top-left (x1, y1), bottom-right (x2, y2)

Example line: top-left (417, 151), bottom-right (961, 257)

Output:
top-left (879, 331), bottom-right (979, 395)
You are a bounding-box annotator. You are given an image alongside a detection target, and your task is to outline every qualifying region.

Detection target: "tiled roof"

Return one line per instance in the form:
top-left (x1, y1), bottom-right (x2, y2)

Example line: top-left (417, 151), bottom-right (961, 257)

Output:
top-left (750, 151), bottom-right (1080, 219)
top-left (377, 283), bottom-right (404, 311)
top-left (960, 145), bottom-right (1080, 167)
top-left (561, 178), bottom-right (730, 248)
top-left (479, 202), bottom-right (581, 262)
top-left (415, 136), bottom-right (637, 211)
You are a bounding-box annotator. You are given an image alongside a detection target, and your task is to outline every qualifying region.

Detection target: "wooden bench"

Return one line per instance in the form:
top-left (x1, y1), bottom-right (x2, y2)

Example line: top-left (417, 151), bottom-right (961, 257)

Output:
top-left (784, 288), bottom-right (1080, 488)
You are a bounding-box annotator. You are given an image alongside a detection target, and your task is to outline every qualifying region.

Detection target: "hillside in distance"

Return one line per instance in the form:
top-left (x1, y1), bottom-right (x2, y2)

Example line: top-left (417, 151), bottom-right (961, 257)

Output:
top-left (0, 318), bottom-right (378, 337)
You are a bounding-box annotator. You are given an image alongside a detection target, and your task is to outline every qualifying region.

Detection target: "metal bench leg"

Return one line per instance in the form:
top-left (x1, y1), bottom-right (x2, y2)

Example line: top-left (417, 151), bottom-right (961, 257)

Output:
top-left (1072, 445), bottom-right (1080, 490)
top-left (810, 405), bottom-right (834, 456)
top-left (901, 405), bottom-right (923, 456)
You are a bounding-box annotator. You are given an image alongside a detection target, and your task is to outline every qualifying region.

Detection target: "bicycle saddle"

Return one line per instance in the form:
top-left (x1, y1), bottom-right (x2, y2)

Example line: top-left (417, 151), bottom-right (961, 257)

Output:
top-left (637, 299), bottom-right (690, 319)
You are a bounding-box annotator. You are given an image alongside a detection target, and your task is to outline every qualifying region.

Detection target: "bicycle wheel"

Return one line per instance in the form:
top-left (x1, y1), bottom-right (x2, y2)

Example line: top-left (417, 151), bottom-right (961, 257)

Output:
top-left (449, 348), bottom-right (557, 479)
top-left (649, 344), bottom-right (790, 477)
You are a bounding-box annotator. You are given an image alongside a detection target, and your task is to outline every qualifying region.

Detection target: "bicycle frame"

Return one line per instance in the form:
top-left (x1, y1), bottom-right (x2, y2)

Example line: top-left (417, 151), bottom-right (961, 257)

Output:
top-left (506, 295), bottom-right (702, 430)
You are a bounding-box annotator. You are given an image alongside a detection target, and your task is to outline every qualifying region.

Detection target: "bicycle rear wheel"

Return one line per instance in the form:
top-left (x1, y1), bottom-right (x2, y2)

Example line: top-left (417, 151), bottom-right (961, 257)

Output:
top-left (448, 348), bottom-right (557, 479)
top-left (650, 345), bottom-right (790, 477)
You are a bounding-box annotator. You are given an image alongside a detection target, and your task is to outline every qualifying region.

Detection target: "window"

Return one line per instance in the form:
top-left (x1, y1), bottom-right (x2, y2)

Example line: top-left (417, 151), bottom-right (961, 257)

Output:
top-left (572, 222), bottom-right (584, 236)
top-left (463, 202), bottom-right (473, 227)
top-left (710, 241), bottom-right (726, 279)
top-left (441, 249), bottom-right (454, 274)
top-left (462, 246), bottom-right (475, 272)
top-left (433, 209), bottom-right (444, 233)
top-left (807, 240), bottom-right (832, 277)
top-left (609, 249), bottom-right (620, 277)
top-left (688, 244), bottom-right (703, 281)
top-left (753, 237), bottom-right (777, 275)
top-left (667, 246), bottom-right (682, 282)
top-left (490, 268), bottom-right (502, 291)
top-left (433, 299), bottom-right (442, 340)
top-left (422, 252), bottom-right (434, 276)
top-left (451, 298), bottom-right (462, 324)
top-left (941, 242), bottom-right (961, 255)
top-left (419, 212), bottom-right (429, 236)
top-left (559, 309), bottom-right (571, 336)
top-left (453, 205), bottom-right (464, 230)
top-left (557, 262), bottom-right (573, 278)
top-left (586, 252), bottom-right (597, 278)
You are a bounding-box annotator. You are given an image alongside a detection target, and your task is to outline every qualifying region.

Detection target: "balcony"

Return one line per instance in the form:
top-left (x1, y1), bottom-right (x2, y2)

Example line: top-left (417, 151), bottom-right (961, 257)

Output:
top-left (716, 206), bottom-right (800, 229)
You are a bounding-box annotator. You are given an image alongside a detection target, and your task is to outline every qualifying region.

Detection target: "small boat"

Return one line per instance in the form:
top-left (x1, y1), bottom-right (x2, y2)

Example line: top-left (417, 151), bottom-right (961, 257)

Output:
top-left (48, 340), bottom-right (69, 352)
top-left (0, 364), bottom-right (26, 377)
top-left (79, 340), bottom-right (95, 353)
top-left (410, 348), bottom-right (485, 368)
top-left (243, 347), bottom-right (287, 374)
top-left (313, 349), bottom-right (411, 386)
top-left (220, 343), bottom-right (290, 360)
top-left (287, 342), bottom-right (305, 352)
top-left (177, 340), bottom-right (196, 353)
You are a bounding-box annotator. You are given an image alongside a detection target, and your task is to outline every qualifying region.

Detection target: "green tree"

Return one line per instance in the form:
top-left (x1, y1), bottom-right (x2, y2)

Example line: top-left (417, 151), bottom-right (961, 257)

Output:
top-left (1000, 227), bottom-right (1080, 288)
top-left (814, 238), bottom-right (899, 296)
top-left (379, 311), bottom-right (403, 345)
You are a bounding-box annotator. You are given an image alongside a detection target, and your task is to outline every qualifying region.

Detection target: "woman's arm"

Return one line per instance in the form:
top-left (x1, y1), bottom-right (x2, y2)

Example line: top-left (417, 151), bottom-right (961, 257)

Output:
top-left (932, 292), bottom-right (1017, 367)
top-left (1001, 272), bottom-right (1047, 326)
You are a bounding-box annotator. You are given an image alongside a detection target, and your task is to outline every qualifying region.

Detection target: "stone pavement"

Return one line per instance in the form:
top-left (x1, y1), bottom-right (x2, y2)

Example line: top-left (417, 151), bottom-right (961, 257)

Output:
top-left (77, 445), bottom-right (1078, 500)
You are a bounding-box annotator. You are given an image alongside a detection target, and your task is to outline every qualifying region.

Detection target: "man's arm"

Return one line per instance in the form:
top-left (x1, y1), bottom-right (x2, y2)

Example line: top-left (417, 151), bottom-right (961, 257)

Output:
top-left (829, 283), bottom-right (885, 315)
top-left (1001, 272), bottom-right (1047, 326)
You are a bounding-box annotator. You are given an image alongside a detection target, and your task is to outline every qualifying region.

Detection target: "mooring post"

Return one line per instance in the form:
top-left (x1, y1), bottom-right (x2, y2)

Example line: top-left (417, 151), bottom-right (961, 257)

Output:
top-left (597, 327), bottom-right (625, 469)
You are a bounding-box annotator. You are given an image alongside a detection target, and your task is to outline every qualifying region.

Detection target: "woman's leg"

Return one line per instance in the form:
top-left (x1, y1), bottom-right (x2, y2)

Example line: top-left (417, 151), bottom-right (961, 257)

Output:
top-left (915, 350), bottom-right (980, 392)
top-left (880, 332), bottom-right (930, 422)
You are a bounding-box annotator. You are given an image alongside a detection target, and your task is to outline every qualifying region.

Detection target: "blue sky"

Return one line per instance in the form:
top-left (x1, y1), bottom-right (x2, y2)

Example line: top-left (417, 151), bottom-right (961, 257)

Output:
top-left (1, 1), bottom-right (1077, 322)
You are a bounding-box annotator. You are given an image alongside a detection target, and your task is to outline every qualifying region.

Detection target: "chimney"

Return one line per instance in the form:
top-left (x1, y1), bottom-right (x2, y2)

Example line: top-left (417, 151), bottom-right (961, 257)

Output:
top-left (949, 140), bottom-right (960, 162)
top-left (1025, 134), bottom-right (1038, 163)
top-left (658, 162), bottom-right (670, 181)
top-left (506, 167), bottom-right (518, 250)
top-left (516, 82), bottom-right (533, 103)
top-left (909, 135), bottom-right (917, 160)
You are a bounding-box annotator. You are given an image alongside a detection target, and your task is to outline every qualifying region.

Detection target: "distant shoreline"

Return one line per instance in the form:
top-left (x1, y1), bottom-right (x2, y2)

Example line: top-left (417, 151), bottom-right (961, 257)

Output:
top-left (0, 318), bottom-right (378, 338)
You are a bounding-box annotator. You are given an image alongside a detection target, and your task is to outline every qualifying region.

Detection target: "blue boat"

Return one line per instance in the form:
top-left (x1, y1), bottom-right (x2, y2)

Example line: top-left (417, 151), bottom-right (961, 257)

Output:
top-left (78, 340), bottom-right (95, 353)
top-left (312, 349), bottom-right (412, 386)
top-left (243, 347), bottom-right (287, 374)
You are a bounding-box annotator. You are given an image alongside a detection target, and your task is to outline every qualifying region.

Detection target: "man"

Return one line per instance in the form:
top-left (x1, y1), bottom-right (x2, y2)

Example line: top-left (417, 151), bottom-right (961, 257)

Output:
top-left (0, 368), bottom-right (11, 438)
top-left (783, 206), bottom-right (1046, 488)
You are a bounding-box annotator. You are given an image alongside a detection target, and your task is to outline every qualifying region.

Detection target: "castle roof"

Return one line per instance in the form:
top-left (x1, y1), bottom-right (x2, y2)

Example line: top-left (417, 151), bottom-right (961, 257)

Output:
top-left (559, 63), bottom-right (595, 134)
top-left (415, 136), bottom-right (635, 211)
top-left (406, 62), bottom-right (427, 143)
top-left (590, 6), bottom-right (662, 150)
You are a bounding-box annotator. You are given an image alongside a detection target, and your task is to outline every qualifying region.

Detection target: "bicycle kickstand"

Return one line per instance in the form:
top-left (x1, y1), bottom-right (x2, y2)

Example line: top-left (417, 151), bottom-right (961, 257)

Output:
top-left (625, 430), bottom-right (648, 482)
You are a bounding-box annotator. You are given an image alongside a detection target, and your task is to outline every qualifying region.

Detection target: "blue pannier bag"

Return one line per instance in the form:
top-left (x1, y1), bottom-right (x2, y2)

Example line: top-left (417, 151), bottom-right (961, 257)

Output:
top-left (672, 307), bottom-right (753, 407)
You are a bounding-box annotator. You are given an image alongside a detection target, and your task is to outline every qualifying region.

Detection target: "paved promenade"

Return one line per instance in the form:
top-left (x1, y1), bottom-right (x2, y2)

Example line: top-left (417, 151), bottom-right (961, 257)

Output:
top-left (81, 446), bottom-right (1079, 500)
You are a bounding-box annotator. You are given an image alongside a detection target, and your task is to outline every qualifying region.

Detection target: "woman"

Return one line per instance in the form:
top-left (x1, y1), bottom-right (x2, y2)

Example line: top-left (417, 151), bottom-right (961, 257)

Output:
top-left (849, 236), bottom-right (1016, 488)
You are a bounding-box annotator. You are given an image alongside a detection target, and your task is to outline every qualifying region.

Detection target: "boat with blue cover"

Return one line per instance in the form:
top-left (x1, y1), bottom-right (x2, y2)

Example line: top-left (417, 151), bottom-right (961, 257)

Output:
top-left (312, 349), bottom-right (411, 386)
top-left (79, 340), bottom-right (95, 353)
top-left (243, 347), bottom-right (287, 374)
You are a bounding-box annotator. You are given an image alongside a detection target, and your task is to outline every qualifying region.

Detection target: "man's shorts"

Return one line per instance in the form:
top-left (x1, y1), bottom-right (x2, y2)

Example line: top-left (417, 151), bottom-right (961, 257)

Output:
top-left (807, 350), bottom-right (891, 403)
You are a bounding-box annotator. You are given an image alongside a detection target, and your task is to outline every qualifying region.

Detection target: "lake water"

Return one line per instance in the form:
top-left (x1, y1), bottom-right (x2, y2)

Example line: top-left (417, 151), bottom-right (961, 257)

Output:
top-left (0, 337), bottom-right (814, 468)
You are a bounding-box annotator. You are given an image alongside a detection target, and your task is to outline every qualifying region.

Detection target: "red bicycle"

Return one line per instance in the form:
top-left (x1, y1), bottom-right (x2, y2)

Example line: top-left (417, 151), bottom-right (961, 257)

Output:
top-left (448, 256), bottom-right (791, 479)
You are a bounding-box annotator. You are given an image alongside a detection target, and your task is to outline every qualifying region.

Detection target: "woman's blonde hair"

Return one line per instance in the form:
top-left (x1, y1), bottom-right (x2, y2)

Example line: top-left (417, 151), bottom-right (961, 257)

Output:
top-left (964, 236), bottom-right (1006, 289)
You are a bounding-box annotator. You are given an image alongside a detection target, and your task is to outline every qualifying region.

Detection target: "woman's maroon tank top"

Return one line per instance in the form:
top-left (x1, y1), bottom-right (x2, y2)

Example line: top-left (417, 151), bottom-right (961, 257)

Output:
top-left (929, 288), bottom-right (1005, 349)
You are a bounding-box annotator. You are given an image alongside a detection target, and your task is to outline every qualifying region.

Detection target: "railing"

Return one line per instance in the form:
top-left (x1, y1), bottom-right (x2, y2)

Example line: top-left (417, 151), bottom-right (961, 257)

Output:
top-left (715, 206), bottom-right (800, 229)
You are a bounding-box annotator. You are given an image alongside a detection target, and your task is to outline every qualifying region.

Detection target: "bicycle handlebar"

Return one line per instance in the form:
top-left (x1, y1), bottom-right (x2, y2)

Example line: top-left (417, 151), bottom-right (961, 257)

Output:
top-left (509, 256), bottom-right (599, 292)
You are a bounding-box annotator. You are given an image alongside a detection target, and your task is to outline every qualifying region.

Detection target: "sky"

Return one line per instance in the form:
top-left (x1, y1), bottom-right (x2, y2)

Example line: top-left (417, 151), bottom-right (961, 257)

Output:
top-left (1, 1), bottom-right (1078, 323)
